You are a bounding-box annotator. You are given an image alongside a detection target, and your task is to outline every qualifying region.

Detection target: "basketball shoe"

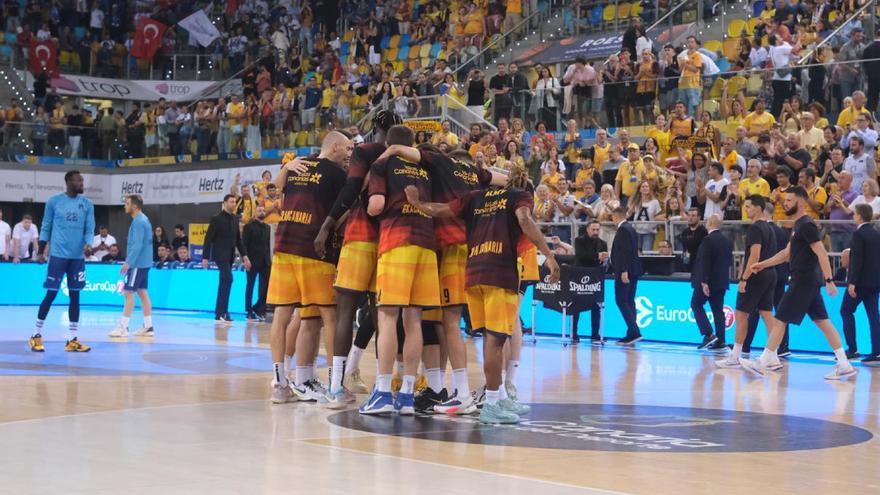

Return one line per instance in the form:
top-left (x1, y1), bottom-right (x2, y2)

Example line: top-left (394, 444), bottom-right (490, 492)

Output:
top-left (29, 334), bottom-right (45, 352)
top-left (65, 337), bottom-right (91, 352)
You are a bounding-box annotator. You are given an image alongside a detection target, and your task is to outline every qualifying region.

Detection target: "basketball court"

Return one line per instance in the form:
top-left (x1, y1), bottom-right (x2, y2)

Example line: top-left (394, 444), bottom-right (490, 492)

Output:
top-left (0, 305), bottom-right (877, 494)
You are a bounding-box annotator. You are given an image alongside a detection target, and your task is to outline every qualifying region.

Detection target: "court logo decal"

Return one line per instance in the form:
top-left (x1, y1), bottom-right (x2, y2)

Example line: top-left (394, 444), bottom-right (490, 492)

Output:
top-left (328, 404), bottom-right (873, 452)
top-left (635, 297), bottom-right (735, 329)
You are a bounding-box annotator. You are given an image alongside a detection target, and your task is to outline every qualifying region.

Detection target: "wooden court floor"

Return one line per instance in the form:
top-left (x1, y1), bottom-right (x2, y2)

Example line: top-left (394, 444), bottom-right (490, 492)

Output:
top-left (0, 306), bottom-right (877, 495)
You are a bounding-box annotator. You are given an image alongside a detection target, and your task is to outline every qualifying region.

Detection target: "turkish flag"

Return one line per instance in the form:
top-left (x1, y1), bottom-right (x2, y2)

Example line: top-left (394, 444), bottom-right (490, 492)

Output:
top-left (226, 0), bottom-right (240, 18)
top-left (131, 17), bottom-right (168, 60)
top-left (29, 39), bottom-right (59, 78)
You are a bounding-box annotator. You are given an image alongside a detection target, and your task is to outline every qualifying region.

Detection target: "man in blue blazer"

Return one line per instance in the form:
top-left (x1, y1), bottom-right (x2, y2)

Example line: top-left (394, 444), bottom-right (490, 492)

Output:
top-left (842, 203), bottom-right (880, 364)
top-left (691, 215), bottom-right (733, 350)
top-left (611, 207), bottom-right (643, 345)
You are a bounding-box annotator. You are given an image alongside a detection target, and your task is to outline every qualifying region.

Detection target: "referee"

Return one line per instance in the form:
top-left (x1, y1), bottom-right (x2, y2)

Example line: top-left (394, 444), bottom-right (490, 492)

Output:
top-left (744, 186), bottom-right (857, 380)
top-left (716, 195), bottom-right (777, 369)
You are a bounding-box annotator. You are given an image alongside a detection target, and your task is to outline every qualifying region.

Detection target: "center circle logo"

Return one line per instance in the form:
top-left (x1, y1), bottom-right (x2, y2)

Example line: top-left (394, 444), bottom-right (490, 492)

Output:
top-left (328, 404), bottom-right (873, 453)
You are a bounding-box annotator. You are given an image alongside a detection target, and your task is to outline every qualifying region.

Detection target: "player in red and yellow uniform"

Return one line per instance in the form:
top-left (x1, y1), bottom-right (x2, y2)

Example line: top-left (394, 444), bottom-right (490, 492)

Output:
top-left (315, 110), bottom-right (402, 400)
top-left (404, 164), bottom-right (560, 424)
top-left (377, 143), bottom-right (506, 413)
top-left (267, 132), bottom-right (351, 405)
top-left (360, 125), bottom-right (439, 415)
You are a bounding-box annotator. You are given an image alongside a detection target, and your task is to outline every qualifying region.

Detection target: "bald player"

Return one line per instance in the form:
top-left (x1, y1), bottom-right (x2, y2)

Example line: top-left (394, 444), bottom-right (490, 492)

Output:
top-left (267, 131), bottom-right (352, 404)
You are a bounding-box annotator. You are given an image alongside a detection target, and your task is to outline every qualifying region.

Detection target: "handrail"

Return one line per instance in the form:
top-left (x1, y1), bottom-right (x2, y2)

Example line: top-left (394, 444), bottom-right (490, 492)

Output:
top-left (799, 0), bottom-right (875, 64)
top-left (451, 4), bottom-right (552, 78)
top-left (645, 0), bottom-right (691, 34)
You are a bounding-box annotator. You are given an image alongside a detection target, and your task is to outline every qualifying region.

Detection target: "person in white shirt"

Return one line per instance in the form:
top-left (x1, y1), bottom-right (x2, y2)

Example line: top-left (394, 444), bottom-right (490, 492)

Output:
top-left (768, 34), bottom-right (795, 116)
top-left (551, 179), bottom-right (577, 242)
top-left (843, 136), bottom-right (877, 193)
top-left (701, 162), bottom-right (729, 219)
top-left (91, 226), bottom-right (117, 261)
top-left (840, 113), bottom-right (878, 156)
top-left (0, 210), bottom-right (10, 261)
top-left (12, 215), bottom-right (39, 262)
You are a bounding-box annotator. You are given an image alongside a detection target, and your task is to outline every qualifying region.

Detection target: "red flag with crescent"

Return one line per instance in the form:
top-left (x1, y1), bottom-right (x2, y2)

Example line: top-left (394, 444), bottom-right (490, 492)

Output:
top-left (131, 17), bottom-right (168, 60)
top-left (29, 39), bottom-right (59, 78)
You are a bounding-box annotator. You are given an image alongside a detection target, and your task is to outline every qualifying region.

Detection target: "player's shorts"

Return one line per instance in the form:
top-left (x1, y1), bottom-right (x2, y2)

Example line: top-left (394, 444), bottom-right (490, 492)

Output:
top-left (335, 241), bottom-right (378, 294)
top-left (439, 243), bottom-right (467, 307)
top-left (122, 267), bottom-right (149, 292)
top-left (775, 280), bottom-right (829, 325)
top-left (376, 245), bottom-right (440, 308)
top-left (734, 270), bottom-right (777, 313)
top-left (44, 257), bottom-right (86, 291)
top-left (518, 246), bottom-right (539, 293)
top-left (267, 252), bottom-right (336, 307)
top-left (466, 285), bottom-right (518, 338)
top-left (298, 305), bottom-right (322, 320)
top-left (423, 308), bottom-right (442, 323)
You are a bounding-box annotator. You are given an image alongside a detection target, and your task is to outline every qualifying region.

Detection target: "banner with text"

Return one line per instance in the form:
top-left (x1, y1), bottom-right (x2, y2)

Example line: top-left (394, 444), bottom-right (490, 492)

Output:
top-left (41, 74), bottom-right (243, 102)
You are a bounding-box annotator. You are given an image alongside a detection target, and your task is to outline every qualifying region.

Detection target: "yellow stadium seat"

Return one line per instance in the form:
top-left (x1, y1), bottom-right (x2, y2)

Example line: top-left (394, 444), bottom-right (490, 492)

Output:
top-left (630, 2), bottom-right (642, 17)
top-left (419, 43), bottom-right (431, 58)
top-left (704, 39), bottom-right (722, 54)
top-left (409, 46), bottom-right (420, 59)
top-left (421, 57), bottom-right (431, 67)
top-left (709, 77), bottom-right (725, 99)
top-left (393, 60), bottom-right (405, 73)
top-left (722, 38), bottom-right (740, 60)
top-left (389, 35), bottom-right (401, 49)
top-left (829, 10), bottom-right (838, 23)
top-left (702, 99), bottom-right (720, 118)
top-left (342, 31), bottom-right (354, 42)
top-left (603, 5), bottom-right (616, 25)
top-left (746, 74), bottom-right (763, 95)
top-left (727, 19), bottom-right (747, 38)
top-left (744, 96), bottom-right (755, 111)
top-left (386, 47), bottom-right (398, 60)
top-left (59, 51), bottom-right (71, 66)
top-left (746, 17), bottom-right (760, 35)
top-left (725, 75), bottom-right (748, 96)
top-left (618, 3), bottom-right (631, 20)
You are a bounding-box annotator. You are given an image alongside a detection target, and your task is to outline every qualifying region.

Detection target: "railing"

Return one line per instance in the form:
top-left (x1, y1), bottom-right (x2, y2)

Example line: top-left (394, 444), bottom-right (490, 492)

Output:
top-left (799, 0), bottom-right (877, 64)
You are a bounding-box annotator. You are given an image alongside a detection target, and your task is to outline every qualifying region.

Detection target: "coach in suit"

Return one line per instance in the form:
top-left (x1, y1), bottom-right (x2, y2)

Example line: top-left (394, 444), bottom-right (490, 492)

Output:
top-left (842, 203), bottom-right (880, 363)
top-left (242, 205), bottom-right (272, 321)
top-left (691, 215), bottom-right (733, 351)
top-left (202, 194), bottom-right (250, 323)
top-left (611, 207), bottom-right (643, 345)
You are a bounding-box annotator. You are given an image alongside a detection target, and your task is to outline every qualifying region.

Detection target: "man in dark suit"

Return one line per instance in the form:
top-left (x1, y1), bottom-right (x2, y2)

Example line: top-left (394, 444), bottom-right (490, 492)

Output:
top-left (242, 205), bottom-right (271, 322)
top-left (691, 215), bottom-right (733, 351)
top-left (573, 220), bottom-right (609, 343)
top-left (202, 194), bottom-right (250, 323)
top-left (610, 206), bottom-right (643, 345)
top-left (842, 204), bottom-right (880, 364)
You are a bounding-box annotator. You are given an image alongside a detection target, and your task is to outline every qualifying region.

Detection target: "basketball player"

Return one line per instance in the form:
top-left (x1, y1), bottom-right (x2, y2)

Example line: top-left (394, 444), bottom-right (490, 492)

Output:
top-left (743, 187), bottom-right (857, 380)
top-left (29, 170), bottom-right (95, 353)
top-left (109, 195), bottom-right (155, 338)
top-left (375, 142), bottom-right (507, 413)
top-left (715, 195), bottom-right (778, 369)
top-left (267, 132), bottom-right (351, 404)
top-left (360, 125), bottom-right (440, 416)
top-left (314, 110), bottom-right (402, 404)
top-left (404, 164), bottom-right (560, 424)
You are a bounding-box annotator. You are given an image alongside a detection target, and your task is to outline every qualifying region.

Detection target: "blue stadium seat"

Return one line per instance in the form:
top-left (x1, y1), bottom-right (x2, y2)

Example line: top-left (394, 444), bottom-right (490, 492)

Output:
top-left (74, 26), bottom-right (86, 40)
top-left (715, 57), bottom-right (730, 73)
top-left (400, 33), bottom-right (411, 47)
top-left (590, 5), bottom-right (603, 27)
top-left (5, 33), bottom-right (16, 44)
top-left (380, 36), bottom-right (391, 50)
top-left (753, 0), bottom-right (766, 17)
top-left (340, 42), bottom-right (350, 56)
top-left (0, 45), bottom-right (12, 59)
top-left (397, 45), bottom-right (410, 60)
top-left (430, 42), bottom-right (441, 58)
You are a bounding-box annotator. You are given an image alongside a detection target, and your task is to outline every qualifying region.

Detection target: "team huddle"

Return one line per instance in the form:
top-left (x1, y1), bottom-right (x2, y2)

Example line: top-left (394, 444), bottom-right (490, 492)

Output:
top-left (266, 110), bottom-right (559, 424)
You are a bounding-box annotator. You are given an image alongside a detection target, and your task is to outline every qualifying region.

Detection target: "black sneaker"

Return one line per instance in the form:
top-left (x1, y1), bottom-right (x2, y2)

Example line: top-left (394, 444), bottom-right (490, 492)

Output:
top-left (617, 335), bottom-right (643, 346)
top-left (860, 355), bottom-right (880, 365)
top-left (846, 350), bottom-right (860, 360)
top-left (707, 341), bottom-right (728, 351)
top-left (215, 315), bottom-right (232, 324)
top-left (698, 335), bottom-right (718, 350)
top-left (777, 348), bottom-right (792, 358)
top-left (414, 387), bottom-right (446, 413)
top-left (246, 311), bottom-right (259, 321)
top-left (590, 336), bottom-right (605, 345)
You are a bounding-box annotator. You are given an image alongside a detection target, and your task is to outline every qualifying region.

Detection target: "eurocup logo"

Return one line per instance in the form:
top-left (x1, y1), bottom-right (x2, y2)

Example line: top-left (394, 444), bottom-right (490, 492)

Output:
top-left (635, 296), bottom-right (655, 327)
top-left (635, 296), bottom-right (736, 330)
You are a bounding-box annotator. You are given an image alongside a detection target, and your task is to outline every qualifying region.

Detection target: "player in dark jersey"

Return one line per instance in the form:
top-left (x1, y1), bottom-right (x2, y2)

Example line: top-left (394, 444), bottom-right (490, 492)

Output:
top-left (360, 125), bottom-right (440, 416)
top-left (375, 143), bottom-right (506, 413)
top-left (404, 164), bottom-right (560, 424)
top-left (315, 110), bottom-right (402, 398)
top-left (267, 131), bottom-right (351, 405)
top-left (715, 195), bottom-right (779, 369)
top-left (744, 186), bottom-right (857, 380)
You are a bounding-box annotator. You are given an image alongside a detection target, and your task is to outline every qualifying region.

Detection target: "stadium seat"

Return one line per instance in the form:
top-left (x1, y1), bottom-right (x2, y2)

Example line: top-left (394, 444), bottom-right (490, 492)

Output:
top-left (74, 26), bottom-right (86, 40)
top-left (727, 19), bottom-right (747, 38)
top-left (380, 36), bottom-right (391, 50)
top-left (829, 10), bottom-right (838, 23)
top-left (590, 5), bottom-right (603, 28)
top-left (386, 47), bottom-right (398, 61)
top-left (602, 5), bottom-right (616, 28)
top-left (340, 42), bottom-right (350, 56)
top-left (617, 3), bottom-right (631, 24)
top-left (400, 34), bottom-right (411, 47)
top-left (419, 43), bottom-right (431, 58)
top-left (0, 45), bottom-right (11, 60)
top-left (744, 95), bottom-right (756, 110)
top-left (630, 2), bottom-right (642, 18)
top-left (398, 45), bottom-right (409, 60)
top-left (421, 57), bottom-right (431, 68)
top-left (722, 38), bottom-right (739, 60)
top-left (725, 74), bottom-right (748, 95)
top-left (715, 57), bottom-right (730, 73)
top-left (746, 74), bottom-right (763, 95)
top-left (704, 39), bottom-right (722, 54)
top-left (746, 17), bottom-right (760, 35)
top-left (58, 50), bottom-right (70, 67)
top-left (752, 0), bottom-right (765, 16)
top-left (708, 77), bottom-right (725, 99)
top-left (409, 45), bottom-right (420, 59)
top-left (390, 35), bottom-right (401, 49)
top-left (430, 42), bottom-right (442, 58)
top-left (5, 33), bottom-right (15, 44)
top-left (702, 99), bottom-right (720, 118)
top-left (342, 31), bottom-right (354, 42)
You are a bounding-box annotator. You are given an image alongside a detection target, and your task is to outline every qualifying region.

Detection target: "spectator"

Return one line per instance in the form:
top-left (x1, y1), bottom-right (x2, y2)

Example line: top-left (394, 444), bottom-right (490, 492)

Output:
top-left (678, 36), bottom-right (703, 119)
top-left (533, 184), bottom-right (554, 223)
top-left (825, 171), bottom-right (858, 252)
top-left (838, 91), bottom-right (872, 128)
top-left (202, 194), bottom-right (249, 323)
top-left (563, 57), bottom-right (596, 128)
top-left (102, 244), bottom-right (121, 262)
top-left (628, 180), bottom-right (663, 252)
top-left (242, 205), bottom-right (271, 321)
top-left (798, 168), bottom-right (828, 220)
top-left (550, 179), bottom-right (577, 241)
top-left (745, 99), bottom-right (775, 140)
top-left (171, 224), bottom-right (188, 252)
top-left (152, 226), bottom-right (168, 261)
top-left (155, 243), bottom-right (174, 269)
top-left (12, 214), bottom-right (39, 262)
top-left (771, 165), bottom-right (795, 222)
top-left (572, 220), bottom-right (608, 343)
top-left (798, 111), bottom-right (825, 159)
top-left (720, 136), bottom-right (747, 172)
top-left (843, 136), bottom-right (876, 192)
top-left (847, 179), bottom-right (880, 219)
top-left (700, 162), bottom-right (729, 220)
top-left (775, 133), bottom-right (812, 179)
top-left (864, 32), bottom-right (880, 113)
top-left (740, 159), bottom-right (771, 220)
top-left (91, 226), bottom-right (117, 261)
top-left (735, 126), bottom-right (759, 159)
top-left (0, 210), bottom-right (9, 261)
top-left (840, 113), bottom-right (878, 157)
top-left (669, 101), bottom-right (696, 138)
top-left (534, 67), bottom-right (560, 130)
top-left (838, 28), bottom-right (866, 105)
top-left (489, 63), bottom-right (513, 122)
top-left (174, 245), bottom-right (193, 266)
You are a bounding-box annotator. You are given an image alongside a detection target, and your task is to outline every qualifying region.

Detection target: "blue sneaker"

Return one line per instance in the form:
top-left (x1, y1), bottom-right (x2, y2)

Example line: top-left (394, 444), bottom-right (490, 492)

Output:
top-left (479, 402), bottom-right (520, 424)
top-left (499, 397), bottom-right (531, 416)
top-left (394, 392), bottom-right (415, 415)
top-left (359, 389), bottom-right (394, 415)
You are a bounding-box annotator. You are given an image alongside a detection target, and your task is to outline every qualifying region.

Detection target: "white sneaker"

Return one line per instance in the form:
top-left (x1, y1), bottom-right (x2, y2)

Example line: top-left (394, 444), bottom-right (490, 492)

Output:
top-left (715, 356), bottom-right (741, 369)
top-left (270, 381), bottom-right (297, 404)
top-left (108, 325), bottom-right (128, 338)
top-left (293, 379), bottom-right (330, 402)
top-left (740, 357), bottom-right (770, 376)
top-left (133, 326), bottom-right (154, 337)
top-left (824, 364), bottom-right (857, 381)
